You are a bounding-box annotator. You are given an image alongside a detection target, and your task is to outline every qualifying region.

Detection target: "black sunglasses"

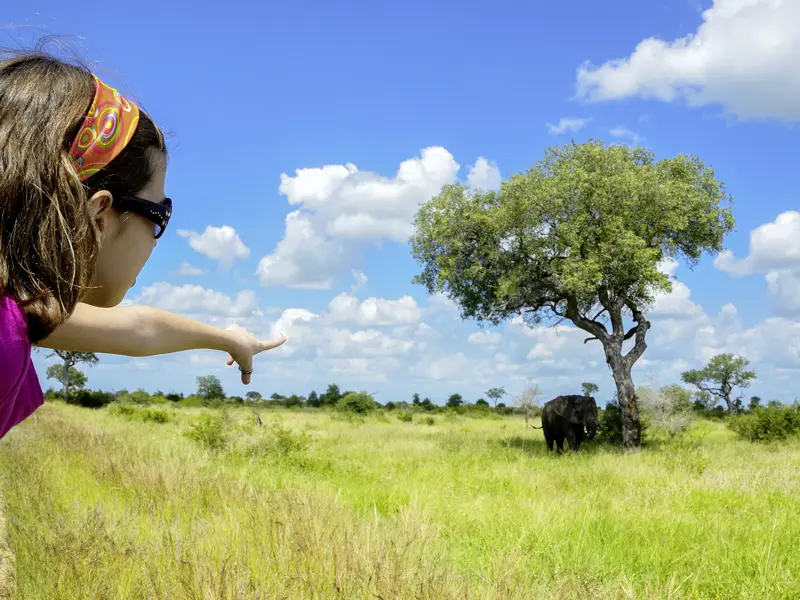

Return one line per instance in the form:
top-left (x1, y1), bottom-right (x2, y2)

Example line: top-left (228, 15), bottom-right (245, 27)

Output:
top-left (114, 196), bottom-right (172, 239)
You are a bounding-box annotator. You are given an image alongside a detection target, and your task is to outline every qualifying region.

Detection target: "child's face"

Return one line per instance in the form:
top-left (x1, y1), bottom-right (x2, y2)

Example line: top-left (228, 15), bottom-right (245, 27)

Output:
top-left (82, 153), bottom-right (168, 307)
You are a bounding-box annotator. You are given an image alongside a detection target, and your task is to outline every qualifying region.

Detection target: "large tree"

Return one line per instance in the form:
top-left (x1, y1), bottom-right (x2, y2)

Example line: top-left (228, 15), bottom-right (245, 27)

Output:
top-left (196, 375), bottom-right (224, 400)
top-left (446, 393), bottom-right (464, 408)
top-left (46, 351), bottom-right (99, 401)
top-left (681, 353), bottom-right (756, 414)
top-left (411, 141), bottom-right (734, 449)
top-left (486, 387), bottom-right (506, 409)
top-left (581, 382), bottom-right (599, 397)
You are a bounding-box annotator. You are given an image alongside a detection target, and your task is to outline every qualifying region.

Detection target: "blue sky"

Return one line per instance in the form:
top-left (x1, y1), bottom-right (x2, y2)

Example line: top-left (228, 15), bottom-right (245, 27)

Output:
top-left (8, 0), bottom-right (800, 405)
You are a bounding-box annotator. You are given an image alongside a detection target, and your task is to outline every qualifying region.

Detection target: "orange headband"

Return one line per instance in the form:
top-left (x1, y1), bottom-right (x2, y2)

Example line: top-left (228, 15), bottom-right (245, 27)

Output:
top-left (69, 75), bottom-right (140, 181)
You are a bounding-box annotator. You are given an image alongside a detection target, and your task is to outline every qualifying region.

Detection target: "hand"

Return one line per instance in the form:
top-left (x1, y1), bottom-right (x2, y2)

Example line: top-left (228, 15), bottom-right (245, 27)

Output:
top-left (223, 324), bottom-right (287, 384)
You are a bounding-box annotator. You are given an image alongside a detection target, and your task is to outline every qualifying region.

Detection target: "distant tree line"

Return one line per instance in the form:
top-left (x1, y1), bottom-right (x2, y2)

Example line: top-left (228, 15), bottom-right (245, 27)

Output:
top-left (42, 348), bottom-right (799, 444)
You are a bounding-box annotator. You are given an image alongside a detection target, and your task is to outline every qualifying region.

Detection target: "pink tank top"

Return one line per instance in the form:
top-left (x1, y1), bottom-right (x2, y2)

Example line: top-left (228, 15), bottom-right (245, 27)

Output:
top-left (0, 295), bottom-right (44, 439)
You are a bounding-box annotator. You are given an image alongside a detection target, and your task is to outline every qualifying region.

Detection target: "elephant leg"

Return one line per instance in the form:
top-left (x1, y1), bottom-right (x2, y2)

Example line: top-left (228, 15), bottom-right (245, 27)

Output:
top-left (565, 427), bottom-right (578, 451)
top-left (555, 435), bottom-right (565, 453)
top-left (544, 432), bottom-right (555, 452)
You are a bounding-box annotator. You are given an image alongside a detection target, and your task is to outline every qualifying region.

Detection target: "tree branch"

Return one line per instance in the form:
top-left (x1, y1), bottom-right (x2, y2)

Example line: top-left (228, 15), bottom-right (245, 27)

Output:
top-left (590, 306), bottom-right (608, 322)
top-left (623, 298), bottom-right (650, 369)
top-left (584, 323), bottom-right (643, 345)
top-left (566, 296), bottom-right (608, 342)
top-left (599, 287), bottom-right (625, 338)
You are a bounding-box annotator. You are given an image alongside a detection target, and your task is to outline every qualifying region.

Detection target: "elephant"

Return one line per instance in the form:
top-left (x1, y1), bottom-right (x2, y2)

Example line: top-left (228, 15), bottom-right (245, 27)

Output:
top-left (537, 394), bottom-right (599, 452)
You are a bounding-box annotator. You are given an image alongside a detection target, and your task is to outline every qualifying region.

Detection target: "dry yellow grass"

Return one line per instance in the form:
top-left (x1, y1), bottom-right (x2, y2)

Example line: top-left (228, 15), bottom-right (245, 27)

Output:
top-left (0, 402), bottom-right (798, 599)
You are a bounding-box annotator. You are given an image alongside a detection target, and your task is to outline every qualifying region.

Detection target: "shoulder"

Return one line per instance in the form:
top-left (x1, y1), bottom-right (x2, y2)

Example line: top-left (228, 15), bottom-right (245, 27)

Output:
top-left (0, 295), bottom-right (32, 389)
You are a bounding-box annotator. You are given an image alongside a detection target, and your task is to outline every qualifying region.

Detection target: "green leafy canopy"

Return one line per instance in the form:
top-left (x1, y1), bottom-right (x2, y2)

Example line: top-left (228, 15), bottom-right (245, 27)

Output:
top-left (410, 140), bottom-right (735, 328)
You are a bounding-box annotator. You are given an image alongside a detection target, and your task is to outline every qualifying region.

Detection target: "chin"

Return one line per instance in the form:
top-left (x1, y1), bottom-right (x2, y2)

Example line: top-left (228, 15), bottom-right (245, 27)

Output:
top-left (83, 288), bottom-right (128, 308)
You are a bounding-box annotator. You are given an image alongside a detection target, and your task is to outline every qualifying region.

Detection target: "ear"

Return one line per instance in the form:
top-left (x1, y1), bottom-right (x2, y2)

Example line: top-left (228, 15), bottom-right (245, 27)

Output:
top-left (88, 190), bottom-right (113, 232)
top-left (553, 395), bottom-right (580, 424)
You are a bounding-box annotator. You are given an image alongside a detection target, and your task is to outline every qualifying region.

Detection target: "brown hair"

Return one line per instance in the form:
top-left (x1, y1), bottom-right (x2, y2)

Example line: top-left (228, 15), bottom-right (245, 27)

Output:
top-left (0, 47), bottom-right (166, 343)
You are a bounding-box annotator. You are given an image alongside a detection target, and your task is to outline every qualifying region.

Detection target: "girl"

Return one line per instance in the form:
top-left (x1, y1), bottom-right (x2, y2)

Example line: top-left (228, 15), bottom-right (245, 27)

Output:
top-left (0, 50), bottom-right (286, 440)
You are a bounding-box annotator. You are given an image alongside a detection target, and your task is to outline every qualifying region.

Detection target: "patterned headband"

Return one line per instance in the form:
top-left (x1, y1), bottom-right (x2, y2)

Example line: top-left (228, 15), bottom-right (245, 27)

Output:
top-left (69, 75), bottom-right (140, 181)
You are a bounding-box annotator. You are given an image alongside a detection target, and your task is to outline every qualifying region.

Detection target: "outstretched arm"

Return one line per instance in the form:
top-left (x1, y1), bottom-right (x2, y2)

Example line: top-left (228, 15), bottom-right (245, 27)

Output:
top-left (37, 303), bottom-right (286, 384)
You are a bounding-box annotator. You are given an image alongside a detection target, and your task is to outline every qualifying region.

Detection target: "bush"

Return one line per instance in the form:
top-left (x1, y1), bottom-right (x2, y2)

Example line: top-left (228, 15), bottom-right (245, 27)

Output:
top-left (729, 405), bottom-right (800, 442)
top-left (397, 410), bottom-right (413, 423)
top-left (184, 413), bottom-right (228, 452)
top-left (638, 384), bottom-right (692, 438)
top-left (123, 389), bottom-right (152, 405)
top-left (108, 404), bottom-right (171, 424)
top-left (108, 404), bottom-right (136, 418)
top-left (165, 393), bottom-right (183, 402)
top-left (337, 392), bottom-right (377, 414)
top-left (270, 419), bottom-right (310, 456)
top-left (597, 400), bottom-right (651, 445)
top-left (140, 409), bottom-right (171, 424)
top-left (421, 416), bottom-right (436, 426)
top-left (179, 395), bottom-right (204, 408)
top-left (68, 389), bottom-right (116, 409)
top-left (597, 402), bottom-right (622, 444)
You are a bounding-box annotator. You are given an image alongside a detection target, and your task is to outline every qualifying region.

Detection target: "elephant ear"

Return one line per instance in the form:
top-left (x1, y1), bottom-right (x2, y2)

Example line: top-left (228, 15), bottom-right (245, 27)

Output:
top-left (553, 395), bottom-right (581, 424)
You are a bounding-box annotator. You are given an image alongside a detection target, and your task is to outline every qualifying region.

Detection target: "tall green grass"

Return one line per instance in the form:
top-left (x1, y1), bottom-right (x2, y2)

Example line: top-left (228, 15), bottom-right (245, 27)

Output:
top-left (0, 402), bottom-right (798, 599)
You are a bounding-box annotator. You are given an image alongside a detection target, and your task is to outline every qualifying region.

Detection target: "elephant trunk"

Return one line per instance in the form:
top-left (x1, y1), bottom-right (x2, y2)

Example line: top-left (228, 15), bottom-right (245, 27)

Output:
top-left (585, 417), bottom-right (599, 440)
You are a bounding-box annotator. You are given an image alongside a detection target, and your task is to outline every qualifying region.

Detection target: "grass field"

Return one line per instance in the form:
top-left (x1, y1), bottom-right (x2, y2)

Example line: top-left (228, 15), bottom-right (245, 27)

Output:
top-left (1, 401), bottom-right (798, 599)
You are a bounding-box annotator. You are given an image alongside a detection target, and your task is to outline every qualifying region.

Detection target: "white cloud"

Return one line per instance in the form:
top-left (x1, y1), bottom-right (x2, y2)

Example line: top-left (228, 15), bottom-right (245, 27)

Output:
top-left (714, 211), bottom-right (800, 316)
top-left (609, 126), bottom-right (641, 143)
top-left (132, 282), bottom-right (259, 318)
top-left (765, 270), bottom-right (800, 316)
top-left (546, 117), bottom-right (590, 134)
top-left (325, 328), bottom-right (415, 358)
top-left (650, 258), bottom-right (704, 319)
top-left (170, 261), bottom-right (206, 276)
top-left (256, 211), bottom-right (348, 289)
top-left (575, 0), bottom-right (800, 121)
top-left (714, 211), bottom-right (800, 276)
top-left (257, 147), bottom-right (461, 288)
top-left (177, 226), bottom-right (250, 267)
top-left (411, 352), bottom-right (474, 381)
top-left (468, 330), bottom-right (502, 346)
top-left (352, 270), bottom-right (368, 288)
top-left (327, 292), bottom-right (422, 327)
top-left (466, 157), bottom-right (502, 192)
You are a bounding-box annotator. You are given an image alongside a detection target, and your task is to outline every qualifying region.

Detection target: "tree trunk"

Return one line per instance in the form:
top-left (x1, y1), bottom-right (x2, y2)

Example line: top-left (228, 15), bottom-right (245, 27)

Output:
top-left (61, 361), bottom-right (70, 402)
top-left (609, 356), bottom-right (641, 449)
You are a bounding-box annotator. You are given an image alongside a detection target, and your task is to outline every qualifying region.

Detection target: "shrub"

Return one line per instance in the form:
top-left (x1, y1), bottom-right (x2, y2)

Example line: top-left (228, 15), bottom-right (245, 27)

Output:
top-left (140, 409), bottom-right (170, 424)
top-left (179, 395), bottom-right (204, 408)
top-left (270, 419), bottom-right (310, 456)
top-left (638, 384), bottom-right (692, 438)
top-left (108, 404), bottom-right (170, 424)
top-left (68, 389), bottom-right (116, 409)
top-left (337, 392), bottom-right (377, 414)
top-left (242, 419), bottom-right (311, 460)
top-left (165, 393), bottom-right (183, 402)
top-left (184, 413), bottom-right (228, 452)
top-left (597, 401), bottom-right (624, 445)
top-left (421, 416), bottom-right (436, 426)
top-left (124, 389), bottom-right (152, 405)
top-left (598, 399), bottom-right (650, 445)
top-left (397, 410), bottom-right (413, 423)
top-left (729, 405), bottom-right (800, 442)
top-left (108, 404), bottom-right (136, 418)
